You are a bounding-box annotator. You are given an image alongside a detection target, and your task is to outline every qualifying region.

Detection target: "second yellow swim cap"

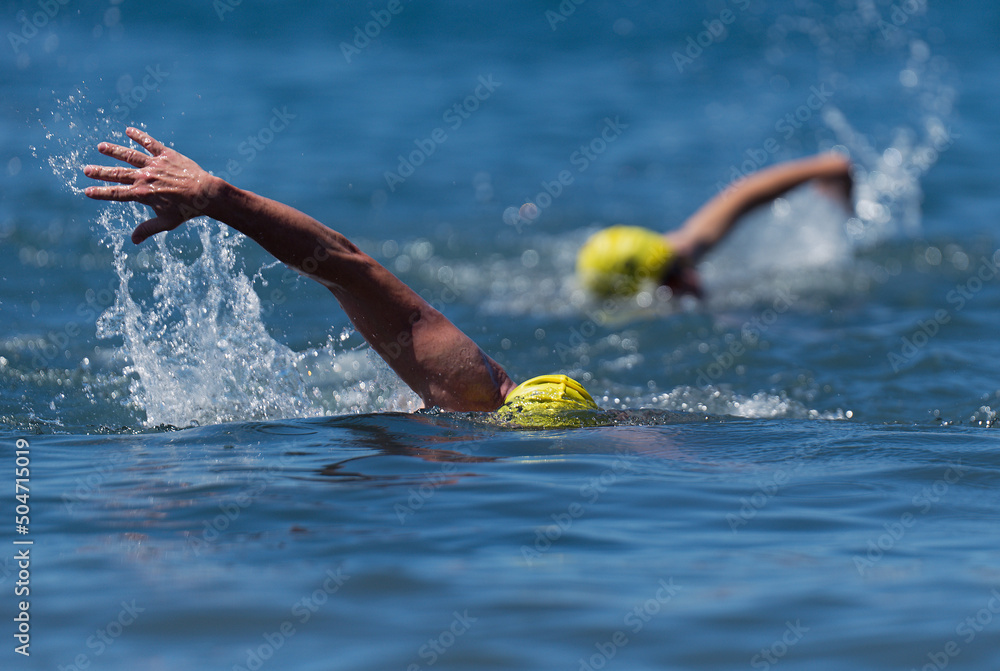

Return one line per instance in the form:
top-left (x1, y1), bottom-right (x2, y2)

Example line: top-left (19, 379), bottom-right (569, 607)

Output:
top-left (495, 374), bottom-right (602, 429)
top-left (576, 226), bottom-right (675, 297)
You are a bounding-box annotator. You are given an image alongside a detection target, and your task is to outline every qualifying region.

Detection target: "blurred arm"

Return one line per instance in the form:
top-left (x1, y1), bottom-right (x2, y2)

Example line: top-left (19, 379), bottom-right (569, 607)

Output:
top-left (84, 127), bottom-right (514, 412)
top-left (667, 153), bottom-right (853, 262)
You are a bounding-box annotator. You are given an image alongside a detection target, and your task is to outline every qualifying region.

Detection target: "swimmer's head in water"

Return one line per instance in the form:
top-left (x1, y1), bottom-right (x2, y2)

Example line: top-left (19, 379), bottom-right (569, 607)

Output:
top-left (495, 374), bottom-right (602, 429)
top-left (576, 226), bottom-right (675, 297)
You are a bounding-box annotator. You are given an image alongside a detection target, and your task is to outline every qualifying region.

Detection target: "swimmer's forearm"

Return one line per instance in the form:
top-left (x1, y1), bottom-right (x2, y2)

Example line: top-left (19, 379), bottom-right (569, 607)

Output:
top-left (203, 179), bottom-right (364, 287)
top-left (203, 180), bottom-right (514, 412)
top-left (732, 154), bottom-right (852, 209)
top-left (672, 153), bottom-right (852, 259)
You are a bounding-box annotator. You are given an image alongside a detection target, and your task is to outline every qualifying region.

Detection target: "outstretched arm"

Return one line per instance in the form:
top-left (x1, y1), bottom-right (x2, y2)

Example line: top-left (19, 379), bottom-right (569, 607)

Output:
top-left (84, 127), bottom-right (515, 412)
top-left (667, 153), bottom-right (853, 262)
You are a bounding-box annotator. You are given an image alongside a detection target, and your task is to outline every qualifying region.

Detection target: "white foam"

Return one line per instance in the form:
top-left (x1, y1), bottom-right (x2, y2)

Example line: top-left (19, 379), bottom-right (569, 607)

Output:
top-left (645, 385), bottom-right (849, 421)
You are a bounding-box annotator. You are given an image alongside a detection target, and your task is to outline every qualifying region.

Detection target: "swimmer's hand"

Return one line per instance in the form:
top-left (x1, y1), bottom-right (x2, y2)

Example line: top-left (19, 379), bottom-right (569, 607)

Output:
top-left (811, 153), bottom-right (854, 213)
top-left (83, 127), bottom-right (223, 244)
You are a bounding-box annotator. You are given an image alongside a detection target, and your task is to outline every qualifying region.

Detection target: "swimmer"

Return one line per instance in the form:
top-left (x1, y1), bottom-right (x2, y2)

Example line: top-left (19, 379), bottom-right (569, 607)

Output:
top-left (576, 153), bottom-right (853, 298)
top-left (84, 127), bottom-right (591, 424)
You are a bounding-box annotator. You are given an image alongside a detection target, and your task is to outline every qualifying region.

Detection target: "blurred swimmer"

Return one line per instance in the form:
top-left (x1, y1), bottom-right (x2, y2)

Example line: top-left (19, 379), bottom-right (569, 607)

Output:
top-left (575, 153), bottom-right (853, 299)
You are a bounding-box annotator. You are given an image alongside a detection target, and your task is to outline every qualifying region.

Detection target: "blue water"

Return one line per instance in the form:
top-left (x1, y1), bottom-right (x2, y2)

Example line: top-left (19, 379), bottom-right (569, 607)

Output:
top-left (3, 0), bottom-right (1000, 669)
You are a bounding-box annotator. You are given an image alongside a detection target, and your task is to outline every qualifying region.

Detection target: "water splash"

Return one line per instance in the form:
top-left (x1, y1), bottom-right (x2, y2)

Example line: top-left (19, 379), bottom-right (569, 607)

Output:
top-left (700, 186), bottom-right (856, 309)
top-left (756, 2), bottom-right (957, 247)
top-left (825, 101), bottom-right (954, 247)
top-left (42, 88), bottom-right (125, 196)
top-left (41, 95), bottom-right (417, 428)
top-left (824, 28), bottom-right (957, 246)
top-left (588, 385), bottom-right (850, 421)
top-left (95, 219), bottom-right (306, 425)
top-left (89, 210), bottom-right (423, 427)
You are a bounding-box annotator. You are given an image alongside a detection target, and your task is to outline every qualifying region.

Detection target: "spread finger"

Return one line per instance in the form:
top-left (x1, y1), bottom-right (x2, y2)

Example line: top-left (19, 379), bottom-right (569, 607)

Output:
top-left (97, 142), bottom-right (151, 168)
top-left (83, 165), bottom-right (135, 184)
top-left (126, 127), bottom-right (166, 156)
top-left (83, 185), bottom-right (137, 201)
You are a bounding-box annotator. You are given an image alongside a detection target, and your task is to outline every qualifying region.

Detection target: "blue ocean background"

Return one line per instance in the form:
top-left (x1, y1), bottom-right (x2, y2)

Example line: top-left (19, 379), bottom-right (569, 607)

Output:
top-left (3, 0), bottom-right (1000, 669)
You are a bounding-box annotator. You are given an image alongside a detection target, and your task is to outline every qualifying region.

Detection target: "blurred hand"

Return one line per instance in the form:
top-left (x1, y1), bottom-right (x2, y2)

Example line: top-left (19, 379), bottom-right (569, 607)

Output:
top-left (812, 153), bottom-right (854, 213)
top-left (84, 127), bottom-right (220, 244)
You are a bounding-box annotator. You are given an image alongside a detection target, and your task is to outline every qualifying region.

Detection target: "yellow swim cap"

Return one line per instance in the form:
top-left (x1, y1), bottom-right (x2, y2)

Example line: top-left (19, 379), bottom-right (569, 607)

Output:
top-left (495, 374), bottom-right (602, 429)
top-left (576, 226), bottom-right (675, 297)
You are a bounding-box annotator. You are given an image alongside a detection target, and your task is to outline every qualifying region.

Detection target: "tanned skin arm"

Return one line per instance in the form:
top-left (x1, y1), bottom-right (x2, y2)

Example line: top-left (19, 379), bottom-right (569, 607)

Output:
top-left (666, 153), bottom-right (853, 262)
top-left (83, 127), bottom-right (515, 412)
